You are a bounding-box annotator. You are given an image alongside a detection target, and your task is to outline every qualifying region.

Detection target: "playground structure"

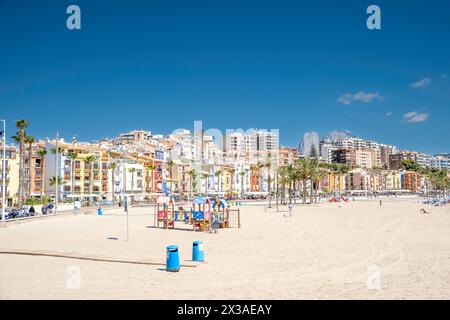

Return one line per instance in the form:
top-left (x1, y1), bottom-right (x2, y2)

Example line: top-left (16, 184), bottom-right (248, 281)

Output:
top-left (153, 195), bottom-right (241, 231)
top-left (190, 196), bottom-right (212, 231)
top-left (212, 198), bottom-right (230, 228)
top-left (329, 195), bottom-right (349, 203)
top-left (155, 196), bottom-right (176, 229)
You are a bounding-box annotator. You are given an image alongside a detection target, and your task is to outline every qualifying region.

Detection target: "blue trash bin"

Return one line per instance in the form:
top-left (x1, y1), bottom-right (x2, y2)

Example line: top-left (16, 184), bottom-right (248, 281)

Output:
top-left (166, 245), bottom-right (180, 272)
top-left (192, 240), bottom-right (204, 262)
top-left (97, 208), bottom-right (103, 216)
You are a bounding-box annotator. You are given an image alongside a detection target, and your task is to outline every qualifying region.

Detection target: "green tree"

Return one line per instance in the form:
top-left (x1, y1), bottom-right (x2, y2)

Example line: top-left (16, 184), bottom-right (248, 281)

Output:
top-left (214, 170), bottom-right (222, 193)
top-left (49, 176), bottom-right (66, 186)
top-left (13, 119), bottom-right (29, 208)
top-left (239, 170), bottom-right (246, 197)
top-left (188, 169), bottom-right (197, 200)
top-left (108, 162), bottom-right (118, 204)
top-left (202, 172), bottom-right (209, 194)
top-left (166, 159), bottom-right (174, 194)
top-left (128, 167), bottom-right (137, 198)
top-left (265, 153), bottom-right (273, 207)
top-left (295, 158), bottom-right (313, 204)
top-left (227, 167), bottom-right (236, 196)
top-left (66, 151), bottom-right (79, 200)
top-left (24, 134), bottom-right (35, 200)
top-left (146, 163), bottom-right (156, 194)
top-left (401, 159), bottom-right (422, 172)
top-left (310, 144), bottom-right (318, 158)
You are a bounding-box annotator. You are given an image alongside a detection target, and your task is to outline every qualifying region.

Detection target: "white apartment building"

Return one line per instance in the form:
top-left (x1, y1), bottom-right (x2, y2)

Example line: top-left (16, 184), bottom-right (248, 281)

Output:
top-left (416, 153), bottom-right (433, 168)
top-left (431, 154), bottom-right (450, 170)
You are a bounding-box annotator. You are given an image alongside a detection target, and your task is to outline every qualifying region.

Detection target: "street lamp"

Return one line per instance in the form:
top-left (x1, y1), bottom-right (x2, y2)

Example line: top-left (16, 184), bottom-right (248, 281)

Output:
top-left (55, 132), bottom-right (59, 214)
top-left (1, 119), bottom-right (6, 221)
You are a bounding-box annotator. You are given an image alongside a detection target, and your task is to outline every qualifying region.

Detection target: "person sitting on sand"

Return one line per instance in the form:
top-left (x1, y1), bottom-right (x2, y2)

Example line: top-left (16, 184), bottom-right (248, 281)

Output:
top-left (420, 208), bottom-right (430, 214)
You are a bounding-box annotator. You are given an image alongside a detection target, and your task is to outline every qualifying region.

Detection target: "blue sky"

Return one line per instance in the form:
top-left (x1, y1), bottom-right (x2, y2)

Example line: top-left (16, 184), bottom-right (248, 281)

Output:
top-left (1, 0), bottom-right (449, 154)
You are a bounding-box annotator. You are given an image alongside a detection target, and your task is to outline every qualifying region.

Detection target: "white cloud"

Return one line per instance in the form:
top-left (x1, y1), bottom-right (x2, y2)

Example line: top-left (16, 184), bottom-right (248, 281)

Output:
top-left (403, 111), bottom-right (429, 123)
top-left (385, 112), bottom-right (392, 116)
top-left (410, 77), bottom-right (431, 89)
top-left (337, 91), bottom-right (383, 105)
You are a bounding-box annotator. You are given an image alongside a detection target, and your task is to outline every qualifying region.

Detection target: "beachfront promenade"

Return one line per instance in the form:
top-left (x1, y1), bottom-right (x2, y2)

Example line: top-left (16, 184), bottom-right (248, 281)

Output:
top-left (0, 198), bottom-right (449, 299)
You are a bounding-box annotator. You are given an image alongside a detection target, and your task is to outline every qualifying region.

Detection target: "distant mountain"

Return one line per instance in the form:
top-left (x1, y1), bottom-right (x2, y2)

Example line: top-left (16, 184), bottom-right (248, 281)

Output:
top-left (325, 130), bottom-right (356, 141)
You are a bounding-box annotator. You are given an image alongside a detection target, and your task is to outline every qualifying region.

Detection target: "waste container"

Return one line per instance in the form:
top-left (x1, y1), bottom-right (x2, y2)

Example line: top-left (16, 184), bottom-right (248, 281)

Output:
top-left (166, 245), bottom-right (180, 272)
top-left (97, 208), bottom-right (103, 216)
top-left (192, 240), bottom-right (204, 262)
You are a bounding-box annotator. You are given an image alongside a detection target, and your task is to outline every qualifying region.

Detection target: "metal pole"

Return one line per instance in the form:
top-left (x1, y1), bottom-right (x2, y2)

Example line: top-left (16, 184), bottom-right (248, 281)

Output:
top-left (1, 119), bottom-right (6, 221)
top-left (126, 202), bottom-right (129, 241)
top-left (122, 155), bottom-right (128, 241)
top-left (55, 132), bottom-right (59, 214)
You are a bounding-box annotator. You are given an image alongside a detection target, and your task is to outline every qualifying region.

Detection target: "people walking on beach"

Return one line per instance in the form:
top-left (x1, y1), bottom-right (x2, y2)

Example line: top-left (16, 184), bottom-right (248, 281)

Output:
top-left (287, 204), bottom-right (293, 217)
top-left (74, 200), bottom-right (81, 215)
top-left (379, 200), bottom-right (382, 207)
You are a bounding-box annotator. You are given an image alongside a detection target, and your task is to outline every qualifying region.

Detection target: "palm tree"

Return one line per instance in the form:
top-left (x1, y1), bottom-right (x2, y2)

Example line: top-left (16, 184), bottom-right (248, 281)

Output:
top-left (214, 170), bottom-right (222, 193)
top-left (66, 151), bottom-right (79, 200)
top-left (166, 159), bottom-right (174, 194)
top-left (239, 170), bottom-right (246, 198)
top-left (13, 119), bottom-right (29, 208)
top-left (277, 166), bottom-right (291, 205)
top-left (24, 134), bottom-right (35, 200)
top-left (308, 159), bottom-right (319, 204)
top-left (108, 162), bottom-right (118, 204)
top-left (227, 168), bottom-right (236, 198)
top-left (36, 148), bottom-right (47, 199)
top-left (311, 166), bottom-right (327, 204)
top-left (84, 154), bottom-right (98, 206)
top-left (146, 163), bottom-right (155, 194)
top-left (256, 161), bottom-right (264, 192)
top-left (49, 176), bottom-right (66, 187)
top-left (265, 154), bottom-right (273, 207)
top-left (286, 164), bottom-right (297, 204)
top-left (188, 169), bottom-right (197, 200)
top-left (295, 158), bottom-right (312, 204)
top-left (202, 172), bottom-right (209, 195)
top-left (128, 168), bottom-right (137, 199)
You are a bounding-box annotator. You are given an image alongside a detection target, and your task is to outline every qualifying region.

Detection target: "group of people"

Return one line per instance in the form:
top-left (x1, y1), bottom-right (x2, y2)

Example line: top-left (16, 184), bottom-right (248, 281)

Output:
top-left (40, 203), bottom-right (55, 215)
top-left (25, 203), bottom-right (55, 215)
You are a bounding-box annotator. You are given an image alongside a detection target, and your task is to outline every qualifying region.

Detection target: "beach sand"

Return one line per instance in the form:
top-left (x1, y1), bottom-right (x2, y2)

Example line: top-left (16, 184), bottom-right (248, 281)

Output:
top-left (0, 198), bottom-right (449, 299)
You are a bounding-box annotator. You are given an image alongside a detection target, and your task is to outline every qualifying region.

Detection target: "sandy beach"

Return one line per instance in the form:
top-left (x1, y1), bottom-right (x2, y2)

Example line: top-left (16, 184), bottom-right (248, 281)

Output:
top-left (0, 198), bottom-right (449, 300)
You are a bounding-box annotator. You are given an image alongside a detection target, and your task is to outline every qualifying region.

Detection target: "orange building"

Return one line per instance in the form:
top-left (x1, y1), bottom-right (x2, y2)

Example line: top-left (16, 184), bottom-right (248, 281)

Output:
top-left (403, 171), bottom-right (420, 193)
top-left (279, 146), bottom-right (298, 166)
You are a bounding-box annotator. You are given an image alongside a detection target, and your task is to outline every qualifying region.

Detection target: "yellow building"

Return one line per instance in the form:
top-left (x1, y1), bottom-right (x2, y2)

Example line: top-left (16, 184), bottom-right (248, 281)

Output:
top-left (385, 171), bottom-right (402, 191)
top-left (222, 167), bottom-right (233, 195)
top-left (326, 172), bottom-right (346, 193)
